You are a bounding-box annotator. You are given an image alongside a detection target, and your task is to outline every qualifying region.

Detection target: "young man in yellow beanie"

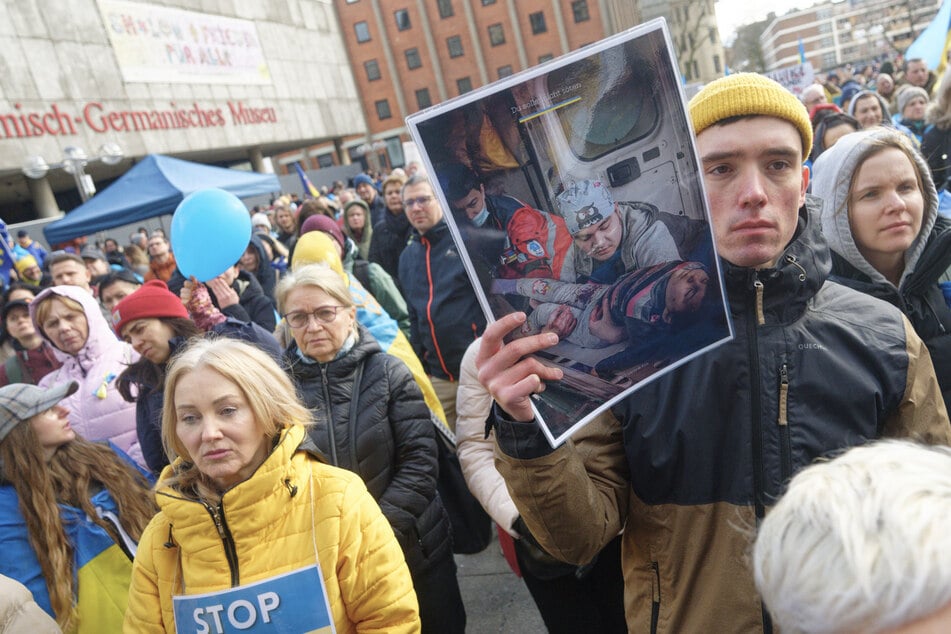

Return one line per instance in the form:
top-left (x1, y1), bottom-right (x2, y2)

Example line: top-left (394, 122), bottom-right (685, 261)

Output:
top-left (475, 73), bottom-right (950, 633)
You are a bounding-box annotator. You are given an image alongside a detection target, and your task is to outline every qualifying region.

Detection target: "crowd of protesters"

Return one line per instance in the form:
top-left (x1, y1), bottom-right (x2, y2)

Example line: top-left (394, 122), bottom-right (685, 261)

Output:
top-left (1, 50), bottom-right (951, 633)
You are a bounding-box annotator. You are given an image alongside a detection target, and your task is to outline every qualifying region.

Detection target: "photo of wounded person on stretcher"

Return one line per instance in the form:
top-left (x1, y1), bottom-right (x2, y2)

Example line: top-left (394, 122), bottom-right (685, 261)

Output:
top-left (407, 20), bottom-right (734, 446)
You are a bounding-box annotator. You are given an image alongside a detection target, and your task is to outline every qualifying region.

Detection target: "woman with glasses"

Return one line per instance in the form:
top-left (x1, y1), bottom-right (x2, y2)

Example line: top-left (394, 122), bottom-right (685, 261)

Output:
top-left (277, 264), bottom-right (466, 634)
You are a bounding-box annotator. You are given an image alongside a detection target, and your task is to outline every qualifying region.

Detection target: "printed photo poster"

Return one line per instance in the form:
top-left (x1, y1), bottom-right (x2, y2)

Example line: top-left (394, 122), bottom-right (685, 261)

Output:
top-left (406, 19), bottom-right (733, 446)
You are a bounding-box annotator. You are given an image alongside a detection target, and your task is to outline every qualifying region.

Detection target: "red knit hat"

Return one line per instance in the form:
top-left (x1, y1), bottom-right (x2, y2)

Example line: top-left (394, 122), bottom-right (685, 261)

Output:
top-left (111, 279), bottom-right (188, 336)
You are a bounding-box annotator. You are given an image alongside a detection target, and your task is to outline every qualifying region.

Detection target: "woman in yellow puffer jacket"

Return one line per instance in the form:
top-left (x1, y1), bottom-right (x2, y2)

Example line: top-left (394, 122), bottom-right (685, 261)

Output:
top-left (124, 338), bottom-right (420, 633)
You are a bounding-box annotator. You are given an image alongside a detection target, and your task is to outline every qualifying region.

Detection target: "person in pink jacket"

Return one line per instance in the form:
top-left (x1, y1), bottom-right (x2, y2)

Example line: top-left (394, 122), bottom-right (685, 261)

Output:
top-left (29, 285), bottom-right (142, 465)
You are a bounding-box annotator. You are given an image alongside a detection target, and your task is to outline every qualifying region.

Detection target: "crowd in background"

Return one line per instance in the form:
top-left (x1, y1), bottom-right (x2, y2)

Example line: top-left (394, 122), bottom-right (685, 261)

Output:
top-left (2, 48), bottom-right (951, 633)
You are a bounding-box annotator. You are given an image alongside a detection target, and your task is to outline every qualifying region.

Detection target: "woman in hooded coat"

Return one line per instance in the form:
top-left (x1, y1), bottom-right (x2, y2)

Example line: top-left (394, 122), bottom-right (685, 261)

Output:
top-left (29, 285), bottom-right (142, 464)
top-left (812, 127), bottom-right (951, 411)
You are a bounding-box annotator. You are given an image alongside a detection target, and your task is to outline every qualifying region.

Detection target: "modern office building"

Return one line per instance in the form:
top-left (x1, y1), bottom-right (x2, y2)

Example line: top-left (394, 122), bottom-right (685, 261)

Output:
top-left (761, 0), bottom-right (942, 72)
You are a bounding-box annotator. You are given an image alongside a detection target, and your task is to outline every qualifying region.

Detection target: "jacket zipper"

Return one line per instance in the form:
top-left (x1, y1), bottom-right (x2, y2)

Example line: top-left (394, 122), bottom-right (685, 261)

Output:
top-left (320, 365), bottom-right (339, 466)
top-left (422, 235), bottom-right (455, 382)
top-left (205, 502), bottom-right (240, 587)
top-left (748, 272), bottom-right (767, 521)
top-left (752, 271), bottom-right (776, 634)
top-left (650, 561), bottom-right (661, 634)
top-left (777, 364), bottom-right (792, 482)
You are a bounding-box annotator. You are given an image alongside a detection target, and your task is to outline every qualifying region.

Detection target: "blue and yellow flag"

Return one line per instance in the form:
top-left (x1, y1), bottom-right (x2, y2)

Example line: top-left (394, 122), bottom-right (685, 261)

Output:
top-left (294, 162), bottom-right (321, 199)
top-left (0, 220), bottom-right (16, 285)
top-left (906, 0), bottom-right (951, 75)
top-left (798, 38), bottom-right (807, 64)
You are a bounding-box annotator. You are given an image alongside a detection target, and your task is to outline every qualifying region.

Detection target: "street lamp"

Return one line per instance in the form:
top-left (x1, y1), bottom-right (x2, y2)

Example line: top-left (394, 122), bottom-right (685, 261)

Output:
top-left (21, 143), bottom-right (124, 202)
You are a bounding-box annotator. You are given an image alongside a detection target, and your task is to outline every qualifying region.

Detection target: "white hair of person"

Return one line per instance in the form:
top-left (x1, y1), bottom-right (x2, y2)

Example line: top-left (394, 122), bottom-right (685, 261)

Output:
top-left (753, 440), bottom-right (951, 634)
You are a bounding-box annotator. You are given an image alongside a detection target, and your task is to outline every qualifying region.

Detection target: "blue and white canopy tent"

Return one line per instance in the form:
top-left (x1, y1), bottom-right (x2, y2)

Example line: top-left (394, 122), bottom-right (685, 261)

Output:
top-left (44, 154), bottom-right (279, 245)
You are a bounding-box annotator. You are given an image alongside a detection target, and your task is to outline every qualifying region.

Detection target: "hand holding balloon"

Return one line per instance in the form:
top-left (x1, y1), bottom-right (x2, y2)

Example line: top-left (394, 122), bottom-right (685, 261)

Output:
top-left (171, 189), bottom-right (251, 282)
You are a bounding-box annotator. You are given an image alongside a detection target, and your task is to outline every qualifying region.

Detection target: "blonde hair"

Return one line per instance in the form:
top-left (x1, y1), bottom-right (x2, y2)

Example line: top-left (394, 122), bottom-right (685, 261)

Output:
top-left (159, 338), bottom-right (312, 504)
top-left (382, 173), bottom-right (406, 194)
top-left (0, 423), bottom-right (156, 630)
top-left (754, 441), bottom-right (951, 634)
top-left (33, 294), bottom-right (84, 328)
top-left (927, 66), bottom-right (951, 131)
top-left (275, 264), bottom-right (354, 315)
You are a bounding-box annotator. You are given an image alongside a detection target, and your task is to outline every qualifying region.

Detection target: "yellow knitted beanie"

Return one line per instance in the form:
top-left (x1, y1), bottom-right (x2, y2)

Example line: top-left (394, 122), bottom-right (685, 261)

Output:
top-left (688, 73), bottom-right (813, 157)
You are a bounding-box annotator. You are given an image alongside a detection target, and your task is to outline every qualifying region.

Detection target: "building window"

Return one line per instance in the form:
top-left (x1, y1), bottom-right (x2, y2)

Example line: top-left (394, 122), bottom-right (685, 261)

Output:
top-left (530, 12), bottom-right (547, 34)
top-left (457, 76), bottom-right (473, 94)
top-left (571, 0), bottom-right (590, 23)
top-left (713, 54), bottom-right (721, 74)
top-left (709, 28), bottom-right (716, 44)
top-left (405, 48), bottom-right (422, 69)
top-left (346, 0), bottom-right (359, 3)
top-left (395, 9), bottom-right (411, 31)
top-left (447, 35), bottom-right (464, 58)
top-left (375, 99), bottom-right (392, 120)
top-left (364, 59), bottom-right (381, 81)
top-left (416, 88), bottom-right (432, 109)
top-left (482, 0), bottom-right (496, 4)
top-left (317, 153), bottom-right (335, 168)
top-left (498, 64), bottom-right (513, 78)
top-left (437, 0), bottom-right (454, 18)
top-left (539, 53), bottom-right (553, 63)
top-left (488, 23), bottom-right (505, 46)
top-left (354, 21), bottom-right (370, 43)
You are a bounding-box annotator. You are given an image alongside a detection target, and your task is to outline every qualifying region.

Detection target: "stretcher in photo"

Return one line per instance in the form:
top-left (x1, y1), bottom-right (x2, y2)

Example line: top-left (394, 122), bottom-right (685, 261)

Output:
top-left (407, 19), bottom-right (734, 446)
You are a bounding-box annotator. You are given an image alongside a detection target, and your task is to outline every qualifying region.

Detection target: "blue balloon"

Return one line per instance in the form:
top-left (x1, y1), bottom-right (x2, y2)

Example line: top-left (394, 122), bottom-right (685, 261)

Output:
top-left (171, 189), bottom-right (251, 282)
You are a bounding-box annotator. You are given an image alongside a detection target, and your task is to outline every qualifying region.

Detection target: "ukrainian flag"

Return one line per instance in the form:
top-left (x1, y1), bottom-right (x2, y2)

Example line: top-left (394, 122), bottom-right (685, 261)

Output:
top-left (906, 0), bottom-right (951, 78)
top-left (294, 162), bottom-right (321, 199)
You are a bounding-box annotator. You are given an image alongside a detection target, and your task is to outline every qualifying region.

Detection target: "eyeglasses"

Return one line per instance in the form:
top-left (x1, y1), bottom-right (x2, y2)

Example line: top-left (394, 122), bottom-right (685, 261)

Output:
top-left (284, 306), bottom-right (346, 329)
top-left (402, 195), bottom-right (434, 209)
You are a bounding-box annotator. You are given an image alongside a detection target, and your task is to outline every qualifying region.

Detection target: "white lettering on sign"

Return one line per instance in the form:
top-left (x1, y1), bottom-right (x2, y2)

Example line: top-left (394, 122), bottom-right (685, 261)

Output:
top-left (191, 592), bottom-right (281, 633)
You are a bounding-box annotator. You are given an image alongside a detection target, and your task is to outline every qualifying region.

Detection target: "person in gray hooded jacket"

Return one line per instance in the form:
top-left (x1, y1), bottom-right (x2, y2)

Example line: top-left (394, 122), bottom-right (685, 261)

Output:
top-left (813, 127), bottom-right (951, 410)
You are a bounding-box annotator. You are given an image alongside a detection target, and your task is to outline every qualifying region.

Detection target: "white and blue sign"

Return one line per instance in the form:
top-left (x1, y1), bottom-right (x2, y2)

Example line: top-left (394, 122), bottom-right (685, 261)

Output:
top-left (173, 565), bottom-right (334, 633)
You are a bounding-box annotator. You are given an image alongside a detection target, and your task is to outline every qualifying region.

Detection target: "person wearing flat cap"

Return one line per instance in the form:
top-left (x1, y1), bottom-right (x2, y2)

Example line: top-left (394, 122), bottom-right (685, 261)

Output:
top-left (0, 381), bottom-right (156, 631)
top-left (479, 72), bottom-right (951, 632)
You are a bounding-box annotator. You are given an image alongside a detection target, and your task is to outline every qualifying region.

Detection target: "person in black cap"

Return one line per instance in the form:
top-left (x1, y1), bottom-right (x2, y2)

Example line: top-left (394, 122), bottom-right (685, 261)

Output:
top-left (14, 230), bottom-right (47, 269)
top-left (0, 299), bottom-right (61, 386)
top-left (0, 381), bottom-right (156, 630)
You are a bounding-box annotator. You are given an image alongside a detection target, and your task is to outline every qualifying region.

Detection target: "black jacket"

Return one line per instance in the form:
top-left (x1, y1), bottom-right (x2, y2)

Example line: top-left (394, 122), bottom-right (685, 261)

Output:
top-left (494, 203), bottom-right (950, 632)
top-left (398, 220), bottom-right (486, 381)
top-left (830, 215), bottom-right (951, 411)
top-left (921, 124), bottom-right (951, 190)
top-left (285, 325), bottom-right (451, 574)
top-left (217, 270), bottom-right (278, 333)
top-left (369, 210), bottom-right (413, 290)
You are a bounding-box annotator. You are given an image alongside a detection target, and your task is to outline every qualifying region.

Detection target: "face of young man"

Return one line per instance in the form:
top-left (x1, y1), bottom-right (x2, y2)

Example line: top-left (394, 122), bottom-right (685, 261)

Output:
top-left (50, 259), bottom-right (92, 292)
top-left (356, 181), bottom-right (377, 204)
top-left (905, 60), bottom-right (929, 88)
top-left (148, 236), bottom-right (169, 259)
top-left (697, 116), bottom-right (808, 269)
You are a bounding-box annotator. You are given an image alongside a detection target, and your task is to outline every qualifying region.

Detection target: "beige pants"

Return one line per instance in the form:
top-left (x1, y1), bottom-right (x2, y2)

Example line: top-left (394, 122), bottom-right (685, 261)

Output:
top-left (430, 376), bottom-right (458, 432)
